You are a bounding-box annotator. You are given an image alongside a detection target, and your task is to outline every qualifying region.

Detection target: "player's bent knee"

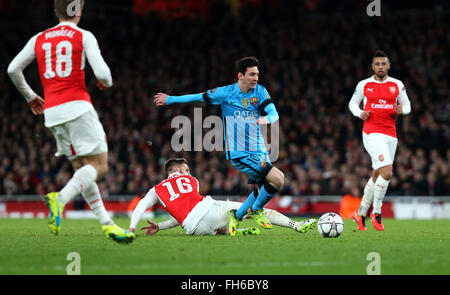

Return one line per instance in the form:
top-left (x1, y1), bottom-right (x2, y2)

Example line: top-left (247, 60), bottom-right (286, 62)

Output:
top-left (379, 165), bottom-right (393, 180)
top-left (274, 170), bottom-right (285, 189)
top-left (278, 171), bottom-right (285, 187)
top-left (70, 158), bottom-right (83, 172)
top-left (77, 158), bottom-right (108, 179)
top-left (381, 170), bottom-right (393, 180)
top-left (273, 177), bottom-right (283, 189)
top-left (96, 163), bottom-right (108, 179)
top-left (267, 170), bottom-right (284, 190)
top-left (83, 153), bottom-right (108, 178)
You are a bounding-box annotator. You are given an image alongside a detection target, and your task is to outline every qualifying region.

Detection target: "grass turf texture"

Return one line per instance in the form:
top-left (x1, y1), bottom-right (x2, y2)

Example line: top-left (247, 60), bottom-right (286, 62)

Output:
top-left (0, 218), bottom-right (449, 275)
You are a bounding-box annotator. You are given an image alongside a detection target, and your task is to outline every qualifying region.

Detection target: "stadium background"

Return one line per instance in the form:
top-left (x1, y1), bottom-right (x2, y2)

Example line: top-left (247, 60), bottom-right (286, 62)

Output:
top-left (0, 0), bottom-right (449, 218)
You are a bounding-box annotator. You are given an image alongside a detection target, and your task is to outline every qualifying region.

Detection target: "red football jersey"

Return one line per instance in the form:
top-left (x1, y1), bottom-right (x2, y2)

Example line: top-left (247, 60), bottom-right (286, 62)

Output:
top-left (154, 174), bottom-right (204, 225)
top-left (362, 80), bottom-right (399, 137)
top-left (34, 24), bottom-right (91, 110)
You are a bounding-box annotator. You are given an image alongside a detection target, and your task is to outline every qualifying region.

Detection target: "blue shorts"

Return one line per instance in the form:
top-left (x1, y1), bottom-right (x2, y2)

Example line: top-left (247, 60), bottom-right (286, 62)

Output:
top-left (231, 154), bottom-right (273, 185)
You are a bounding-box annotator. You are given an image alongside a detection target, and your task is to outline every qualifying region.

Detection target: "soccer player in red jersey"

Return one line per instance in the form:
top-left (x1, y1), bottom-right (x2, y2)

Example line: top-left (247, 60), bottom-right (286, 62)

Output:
top-left (349, 50), bottom-right (411, 231)
top-left (7, 0), bottom-right (134, 243)
top-left (129, 158), bottom-right (317, 236)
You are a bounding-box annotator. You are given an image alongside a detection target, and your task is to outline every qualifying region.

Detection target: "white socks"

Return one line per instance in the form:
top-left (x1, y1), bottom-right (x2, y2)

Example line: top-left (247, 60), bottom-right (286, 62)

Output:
top-left (263, 208), bottom-right (292, 227)
top-left (82, 182), bottom-right (113, 226)
top-left (358, 175), bottom-right (391, 216)
top-left (358, 178), bottom-right (375, 217)
top-left (57, 164), bottom-right (113, 226)
top-left (373, 176), bottom-right (390, 214)
top-left (59, 164), bottom-right (98, 206)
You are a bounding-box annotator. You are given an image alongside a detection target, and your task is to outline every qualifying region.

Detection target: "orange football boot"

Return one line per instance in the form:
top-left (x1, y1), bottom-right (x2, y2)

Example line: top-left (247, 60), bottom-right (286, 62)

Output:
top-left (371, 213), bottom-right (384, 231)
top-left (352, 211), bottom-right (367, 231)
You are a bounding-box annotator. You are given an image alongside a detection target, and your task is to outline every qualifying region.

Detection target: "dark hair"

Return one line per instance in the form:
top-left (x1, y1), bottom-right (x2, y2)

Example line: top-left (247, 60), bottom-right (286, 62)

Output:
top-left (164, 158), bottom-right (188, 175)
top-left (235, 56), bottom-right (259, 75)
top-left (54, 0), bottom-right (84, 20)
top-left (372, 50), bottom-right (390, 62)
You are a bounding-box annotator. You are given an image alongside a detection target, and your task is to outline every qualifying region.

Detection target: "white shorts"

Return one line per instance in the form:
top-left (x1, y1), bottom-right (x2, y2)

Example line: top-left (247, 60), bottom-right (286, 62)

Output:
top-left (184, 199), bottom-right (242, 235)
top-left (48, 110), bottom-right (108, 161)
top-left (362, 132), bottom-right (398, 170)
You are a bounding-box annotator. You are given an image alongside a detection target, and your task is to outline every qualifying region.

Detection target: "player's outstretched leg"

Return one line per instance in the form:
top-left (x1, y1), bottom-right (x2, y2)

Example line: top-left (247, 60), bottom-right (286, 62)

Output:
top-left (102, 224), bottom-right (136, 244)
top-left (352, 211), bottom-right (367, 231)
top-left (262, 208), bottom-right (314, 233)
top-left (293, 218), bottom-right (318, 233)
top-left (371, 213), bottom-right (384, 231)
top-left (228, 209), bottom-right (242, 236)
top-left (45, 192), bottom-right (64, 235)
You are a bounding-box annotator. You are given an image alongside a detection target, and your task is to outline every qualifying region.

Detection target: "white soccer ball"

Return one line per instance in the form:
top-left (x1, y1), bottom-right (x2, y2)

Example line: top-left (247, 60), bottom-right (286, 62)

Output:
top-left (317, 212), bottom-right (344, 238)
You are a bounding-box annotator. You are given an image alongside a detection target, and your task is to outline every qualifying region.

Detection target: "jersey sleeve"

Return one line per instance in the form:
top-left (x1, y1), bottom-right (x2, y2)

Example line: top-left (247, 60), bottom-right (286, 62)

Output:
top-left (7, 34), bottom-right (39, 103)
top-left (263, 103), bottom-right (279, 123)
top-left (129, 187), bottom-right (158, 230)
top-left (202, 86), bottom-right (227, 105)
top-left (166, 86), bottom-right (227, 105)
top-left (157, 217), bottom-right (180, 230)
top-left (397, 81), bottom-right (411, 115)
top-left (348, 81), bottom-right (365, 118)
top-left (166, 93), bottom-right (204, 104)
top-left (83, 30), bottom-right (113, 87)
top-left (258, 87), bottom-right (278, 123)
top-left (258, 86), bottom-right (274, 111)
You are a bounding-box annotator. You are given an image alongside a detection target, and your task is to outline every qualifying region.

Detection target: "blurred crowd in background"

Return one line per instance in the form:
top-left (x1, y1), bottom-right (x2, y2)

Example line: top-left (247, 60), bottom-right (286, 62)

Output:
top-left (1, 0), bottom-right (449, 199)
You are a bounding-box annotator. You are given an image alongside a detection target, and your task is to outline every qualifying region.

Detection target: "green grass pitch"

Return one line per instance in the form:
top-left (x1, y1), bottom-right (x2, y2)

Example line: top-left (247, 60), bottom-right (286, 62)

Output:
top-left (0, 217), bottom-right (449, 275)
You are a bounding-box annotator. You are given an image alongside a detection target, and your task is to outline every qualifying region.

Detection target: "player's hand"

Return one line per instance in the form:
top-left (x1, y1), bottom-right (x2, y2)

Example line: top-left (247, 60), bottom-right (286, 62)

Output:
top-left (96, 81), bottom-right (108, 90)
top-left (141, 220), bottom-right (160, 235)
top-left (359, 110), bottom-right (371, 120)
top-left (256, 117), bottom-right (270, 125)
top-left (395, 105), bottom-right (403, 114)
top-left (29, 96), bottom-right (44, 115)
top-left (154, 93), bottom-right (168, 106)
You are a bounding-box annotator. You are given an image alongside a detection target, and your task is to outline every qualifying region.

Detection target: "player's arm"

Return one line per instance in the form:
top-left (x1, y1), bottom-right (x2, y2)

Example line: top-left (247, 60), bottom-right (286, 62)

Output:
top-left (141, 218), bottom-right (181, 236)
top-left (128, 187), bottom-right (158, 232)
top-left (147, 217), bottom-right (181, 234)
top-left (7, 34), bottom-right (44, 115)
top-left (257, 99), bottom-right (279, 125)
top-left (83, 31), bottom-right (113, 89)
top-left (348, 81), bottom-right (370, 120)
top-left (395, 81), bottom-right (411, 115)
top-left (154, 92), bottom-right (204, 106)
top-left (256, 87), bottom-right (279, 125)
top-left (154, 86), bottom-right (226, 106)
top-left (158, 218), bottom-right (180, 230)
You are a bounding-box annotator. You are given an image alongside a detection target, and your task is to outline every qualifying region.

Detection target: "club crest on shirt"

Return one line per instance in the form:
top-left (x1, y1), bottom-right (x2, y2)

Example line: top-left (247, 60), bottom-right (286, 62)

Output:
top-left (242, 98), bottom-right (249, 107)
top-left (261, 161), bottom-right (267, 168)
top-left (250, 97), bottom-right (258, 106)
top-left (389, 86), bottom-right (396, 94)
top-left (378, 155), bottom-right (384, 162)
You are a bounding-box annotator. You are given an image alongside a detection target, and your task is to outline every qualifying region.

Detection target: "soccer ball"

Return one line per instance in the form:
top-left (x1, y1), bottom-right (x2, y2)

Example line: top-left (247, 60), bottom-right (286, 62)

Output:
top-left (317, 212), bottom-right (344, 238)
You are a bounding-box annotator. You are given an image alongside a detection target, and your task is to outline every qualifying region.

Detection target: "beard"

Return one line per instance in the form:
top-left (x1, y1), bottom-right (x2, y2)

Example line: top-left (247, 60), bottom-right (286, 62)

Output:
top-left (376, 71), bottom-right (386, 79)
